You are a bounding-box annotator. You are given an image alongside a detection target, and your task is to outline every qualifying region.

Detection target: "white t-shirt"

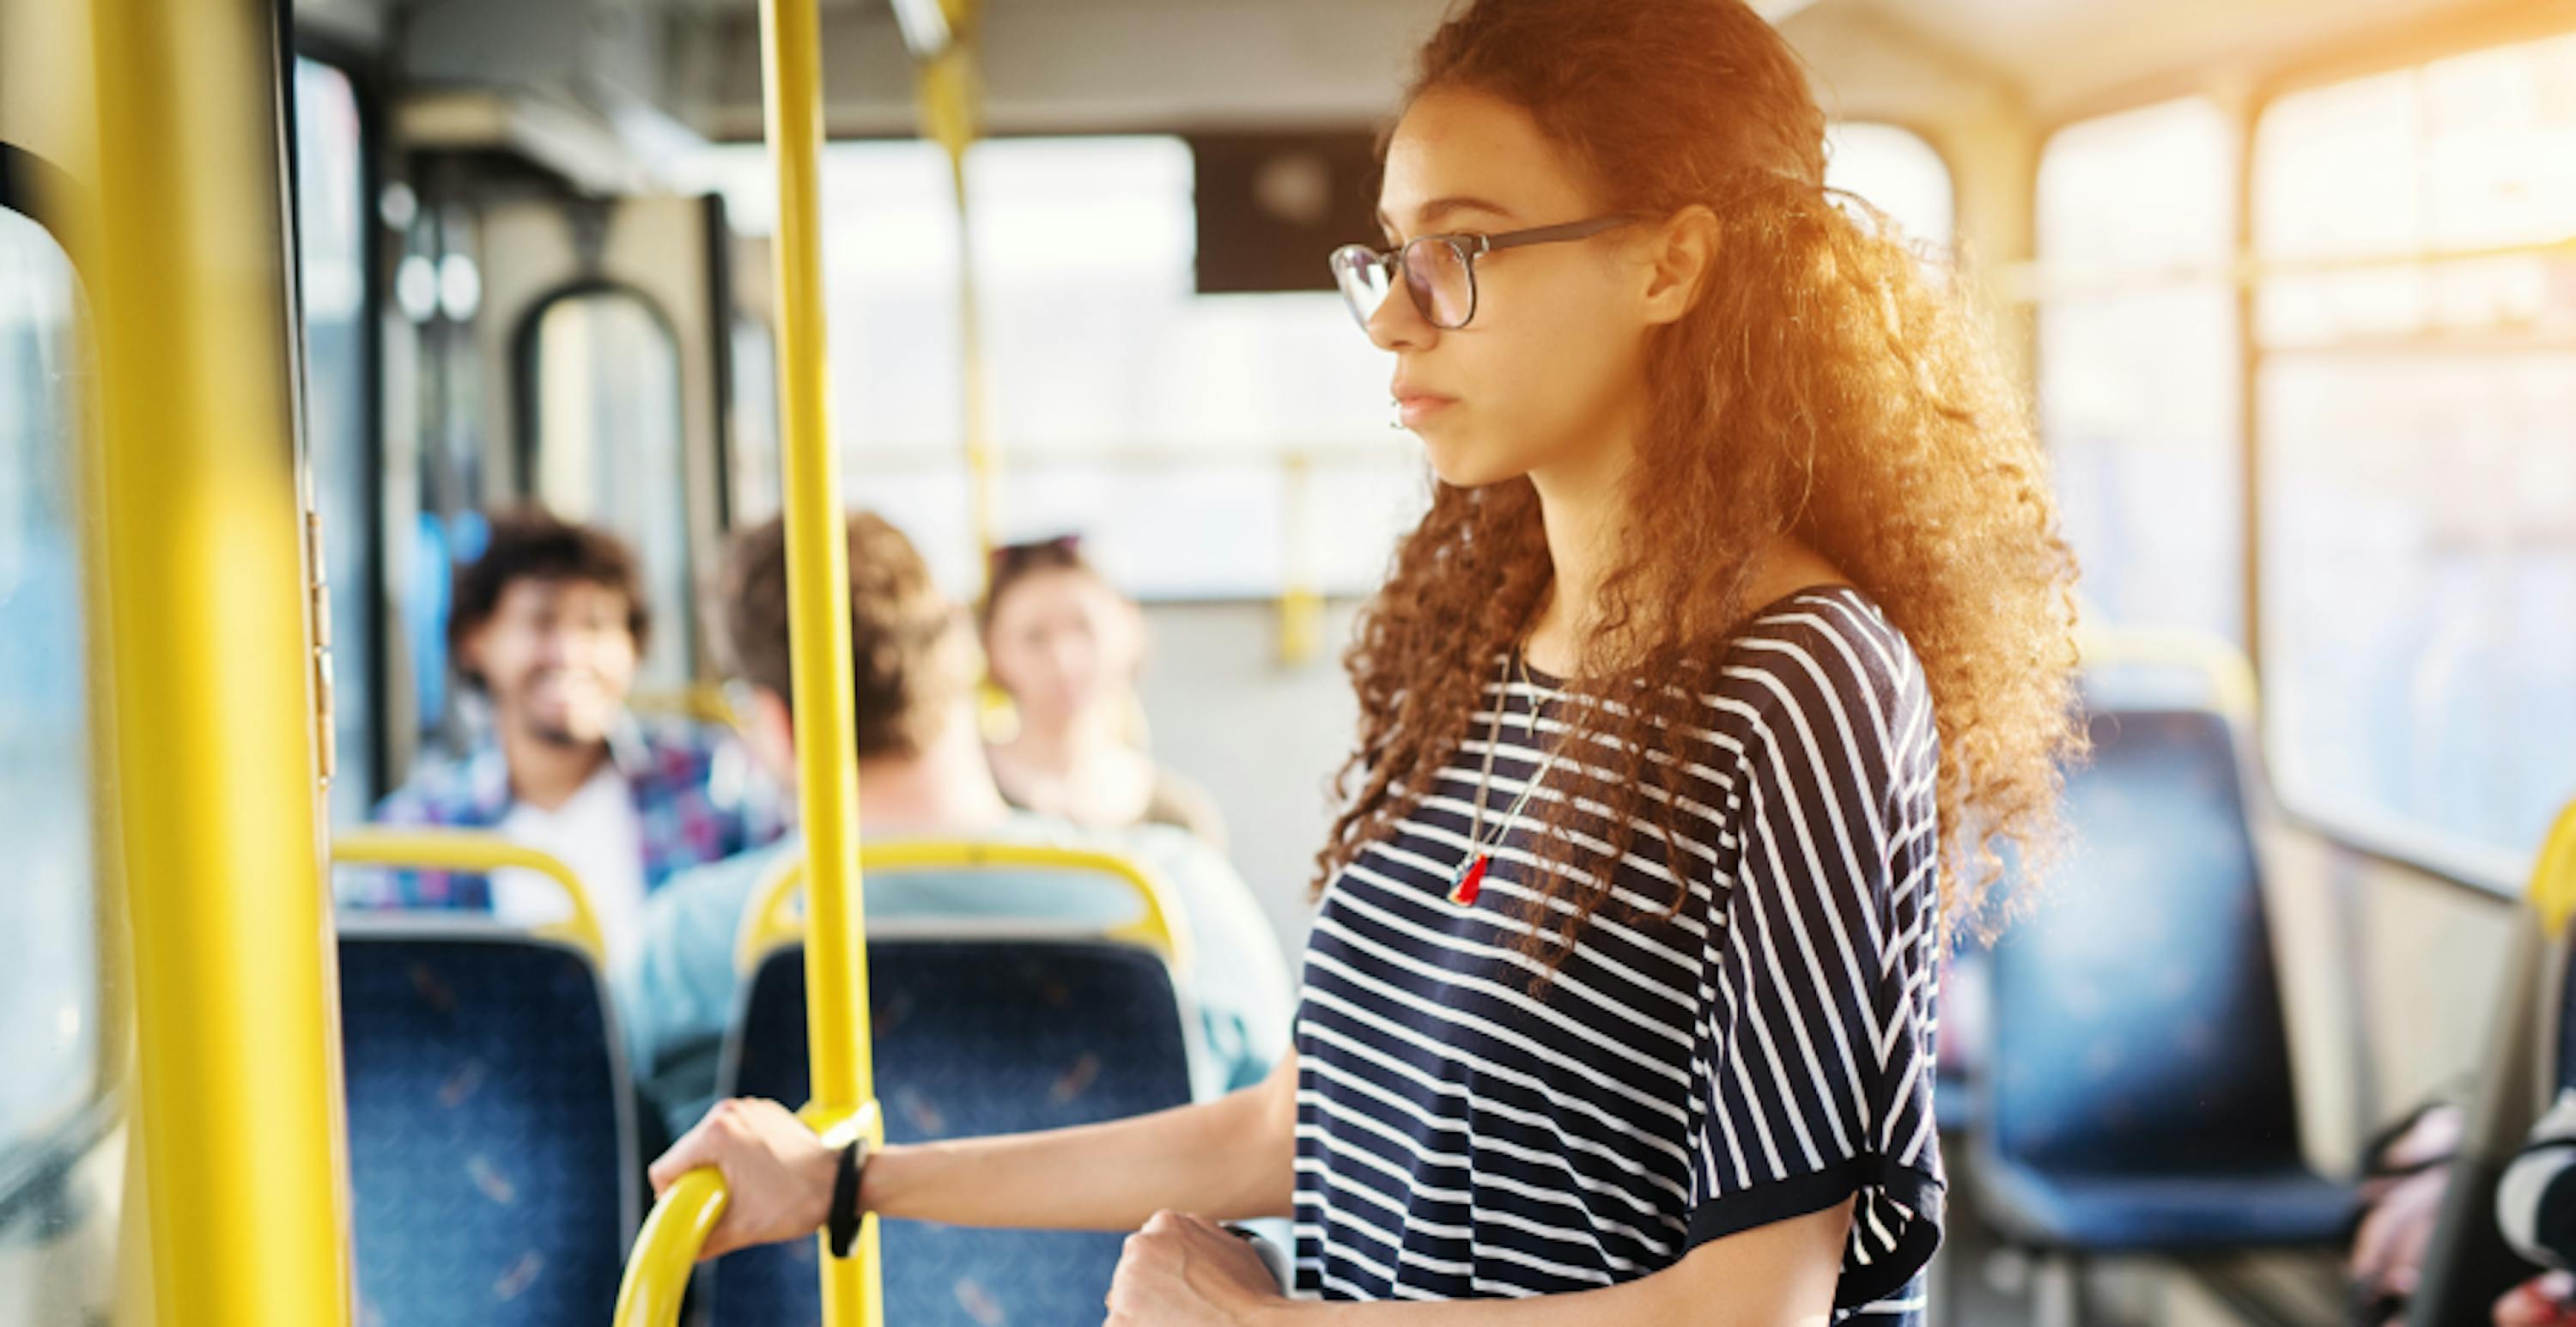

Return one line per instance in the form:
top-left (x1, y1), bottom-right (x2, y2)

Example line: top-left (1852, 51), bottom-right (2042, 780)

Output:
top-left (491, 764), bottom-right (648, 966)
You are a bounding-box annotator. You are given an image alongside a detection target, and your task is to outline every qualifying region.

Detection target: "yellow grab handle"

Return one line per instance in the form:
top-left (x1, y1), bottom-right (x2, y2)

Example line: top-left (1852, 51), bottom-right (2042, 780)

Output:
top-left (628, 683), bottom-right (744, 730)
top-left (332, 827), bottom-right (611, 965)
top-left (733, 842), bottom-right (1194, 976)
top-left (612, 1100), bottom-right (883, 1327)
top-left (2073, 626), bottom-right (2260, 725)
top-left (612, 1168), bottom-right (730, 1327)
top-left (2530, 800), bottom-right (2576, 936)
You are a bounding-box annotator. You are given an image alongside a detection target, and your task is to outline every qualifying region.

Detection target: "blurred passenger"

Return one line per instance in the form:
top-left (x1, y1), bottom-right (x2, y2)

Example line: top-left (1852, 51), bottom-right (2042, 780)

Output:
top-left (2495, 1091), bottom-right (2576, 1324)
top-left (979, 535), bottom-right (1226, 849)
top-left (618, 512), bottom-right (1289, 1141)
top-left (2350, 1099), bottom-right (2465, 1324)
top-left (346, 508), bottom-right (783, 964)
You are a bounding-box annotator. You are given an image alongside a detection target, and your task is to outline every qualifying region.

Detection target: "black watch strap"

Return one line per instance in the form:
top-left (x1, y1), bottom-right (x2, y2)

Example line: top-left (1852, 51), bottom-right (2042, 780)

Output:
top-left (825, 1136), bottom-right (865, 1259)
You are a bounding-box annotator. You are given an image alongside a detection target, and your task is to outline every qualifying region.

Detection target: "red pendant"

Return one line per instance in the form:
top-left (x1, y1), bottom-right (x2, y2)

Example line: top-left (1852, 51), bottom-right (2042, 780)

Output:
top-left (1449, 854), bottom-right (1489, 906)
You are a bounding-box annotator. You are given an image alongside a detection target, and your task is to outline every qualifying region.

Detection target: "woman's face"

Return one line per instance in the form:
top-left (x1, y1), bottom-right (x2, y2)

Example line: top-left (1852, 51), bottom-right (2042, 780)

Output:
top-left (983, 567), bottom-right (1138, 727)
top-left (1370, 88), bottom-right (1674, 490)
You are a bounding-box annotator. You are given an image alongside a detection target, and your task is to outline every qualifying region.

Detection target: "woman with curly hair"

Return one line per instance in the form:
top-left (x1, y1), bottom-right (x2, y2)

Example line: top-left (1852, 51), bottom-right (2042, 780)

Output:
top-left (649, 0), bottom-right (2083, 1321)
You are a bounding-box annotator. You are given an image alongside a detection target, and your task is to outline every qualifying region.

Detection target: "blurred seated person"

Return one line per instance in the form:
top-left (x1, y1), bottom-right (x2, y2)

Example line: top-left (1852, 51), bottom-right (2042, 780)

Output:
top-left (620, 512), bottom-right (1291, 1142)
top-left (343, 508), bottom-right (783, 965)
top-left (980, 536), bottom-right (1226, 849)
top-left (2351, 1099), bottom-right (2464, 1324)
top-left (2494, 1091), bottom-right (2576, 1324)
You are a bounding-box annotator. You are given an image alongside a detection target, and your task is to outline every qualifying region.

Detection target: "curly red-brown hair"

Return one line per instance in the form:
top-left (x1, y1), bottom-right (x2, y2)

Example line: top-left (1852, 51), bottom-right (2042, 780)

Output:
top-left (1314, 0), bottom-right (2084, 960)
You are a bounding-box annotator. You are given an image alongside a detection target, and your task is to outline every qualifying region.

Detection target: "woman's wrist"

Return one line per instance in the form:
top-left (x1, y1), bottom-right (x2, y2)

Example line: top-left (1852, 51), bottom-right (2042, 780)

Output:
top-left (853, 1139), bottom-right (912, 1217)
top-left (793, 1135), bottom-right (843, 1233)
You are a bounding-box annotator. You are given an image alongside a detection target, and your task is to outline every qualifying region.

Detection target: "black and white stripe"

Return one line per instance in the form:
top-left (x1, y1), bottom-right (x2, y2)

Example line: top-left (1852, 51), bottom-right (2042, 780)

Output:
top-left (1291, 587), bottom-right (1946, 1318)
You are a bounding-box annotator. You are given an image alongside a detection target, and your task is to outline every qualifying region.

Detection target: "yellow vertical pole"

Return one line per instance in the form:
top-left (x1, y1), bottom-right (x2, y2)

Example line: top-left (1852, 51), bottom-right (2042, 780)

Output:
top-left (914, 38), bottom-right (995, 585)
top-left (78, 0), bottom-right (353, 1323)
top-left (756, 1), bottom-right (881, 1323)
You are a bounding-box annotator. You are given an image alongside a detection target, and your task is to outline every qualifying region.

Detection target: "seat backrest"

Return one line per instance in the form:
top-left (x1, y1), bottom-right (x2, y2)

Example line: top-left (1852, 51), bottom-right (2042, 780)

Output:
top-left (709, 934), bottom-right (1194, 1327)
top-left (1983, 708), bottom-right (2306, 1172)
top-left (337, 922), bottom-right (638, 1327)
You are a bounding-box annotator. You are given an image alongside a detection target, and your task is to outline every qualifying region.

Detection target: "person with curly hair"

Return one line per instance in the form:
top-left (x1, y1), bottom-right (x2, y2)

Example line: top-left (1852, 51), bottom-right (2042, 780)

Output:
top-left (647, 1), bottom-right (2083, 1320)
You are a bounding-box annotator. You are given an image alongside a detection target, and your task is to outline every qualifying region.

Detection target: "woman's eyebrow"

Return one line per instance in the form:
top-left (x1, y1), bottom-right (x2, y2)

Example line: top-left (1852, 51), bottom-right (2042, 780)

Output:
top-left (1376, 195), bottom-right (1522, 235)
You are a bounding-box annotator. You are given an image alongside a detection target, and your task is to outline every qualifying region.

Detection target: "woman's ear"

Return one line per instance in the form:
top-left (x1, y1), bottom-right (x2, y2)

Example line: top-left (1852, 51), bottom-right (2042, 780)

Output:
top-left (746, 686), bottom-right (798, 783)
top-left (1639, 205), bottom-right (1719, 326)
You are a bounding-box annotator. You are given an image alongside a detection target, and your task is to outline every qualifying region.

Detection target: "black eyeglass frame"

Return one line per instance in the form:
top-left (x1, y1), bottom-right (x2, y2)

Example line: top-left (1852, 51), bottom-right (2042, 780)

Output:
top-left (1329, 213), bottom-right (1640, 331)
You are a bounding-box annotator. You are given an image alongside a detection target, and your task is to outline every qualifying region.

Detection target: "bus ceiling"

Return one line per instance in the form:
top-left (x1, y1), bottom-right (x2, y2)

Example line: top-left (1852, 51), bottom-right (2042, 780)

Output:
top-left (289, 0), bottom-right (2568, 158)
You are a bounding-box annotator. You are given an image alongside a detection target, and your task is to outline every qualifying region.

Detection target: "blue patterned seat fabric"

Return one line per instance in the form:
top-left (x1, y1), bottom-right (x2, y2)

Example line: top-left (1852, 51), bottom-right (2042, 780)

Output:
top-left (712, 938), bottom-right (1194, 1327)
top-left (338, 928), bottom-right (635, 1327)
top-left (1974, 709), bottom-right (2351, 1252)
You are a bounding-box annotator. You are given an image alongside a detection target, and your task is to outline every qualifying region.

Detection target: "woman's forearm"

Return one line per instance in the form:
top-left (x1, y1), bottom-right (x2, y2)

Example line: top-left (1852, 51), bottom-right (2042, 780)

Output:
top-left (864, 1052), bottom-right (1297, 1231)
top-left (1249, 1198), bottom-right (1849, 1327)
top-left (1261, 1278), bottom-right (1715, 1327)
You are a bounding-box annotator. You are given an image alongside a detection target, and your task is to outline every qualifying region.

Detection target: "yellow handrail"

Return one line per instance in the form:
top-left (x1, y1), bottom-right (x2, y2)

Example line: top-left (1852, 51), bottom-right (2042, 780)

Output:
top-left (74, 0), bottom-right (355, 1319)
top-left (2075, 625), bottom-right (2260, 725)
top-left (331, 827), bottom-right (611, 964)
top-left (612, 1102), bottom-right (882, 1327)
top-left (758, 0), bottom-right (881, 1321)
top-left (732, 841), bottom-right (1196, 975)
top-left (629, 682), bottom-right (744, 731)
top-left (612, 1169), bottom-right (728, 1325)
top-left (2529, 800), bottom-right (2576, 936)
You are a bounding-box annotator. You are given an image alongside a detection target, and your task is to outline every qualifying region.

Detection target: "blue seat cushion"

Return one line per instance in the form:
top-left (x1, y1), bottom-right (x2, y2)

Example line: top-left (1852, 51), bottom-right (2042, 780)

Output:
top-left (1972, 1153), bottom-right (2351, 1252)
top-left (339, 933), bottom-right (632, 1327)
top-left (713, 938), bottom-right (1194, 1327)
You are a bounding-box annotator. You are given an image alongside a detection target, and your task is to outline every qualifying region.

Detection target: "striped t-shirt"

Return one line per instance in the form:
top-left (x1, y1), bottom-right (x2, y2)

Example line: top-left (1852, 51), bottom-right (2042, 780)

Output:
top-left (1292, 586), bottom-right (1945, 1318)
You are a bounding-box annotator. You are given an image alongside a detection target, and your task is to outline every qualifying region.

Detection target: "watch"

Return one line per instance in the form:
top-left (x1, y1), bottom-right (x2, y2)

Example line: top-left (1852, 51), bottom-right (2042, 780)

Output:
top-left (817, 1113), bottom-right (871, 1259)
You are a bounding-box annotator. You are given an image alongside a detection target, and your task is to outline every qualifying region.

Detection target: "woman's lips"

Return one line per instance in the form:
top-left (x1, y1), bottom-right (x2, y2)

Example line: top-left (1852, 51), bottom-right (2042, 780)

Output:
top-left (1396, 393), bottom-right (1456, 428)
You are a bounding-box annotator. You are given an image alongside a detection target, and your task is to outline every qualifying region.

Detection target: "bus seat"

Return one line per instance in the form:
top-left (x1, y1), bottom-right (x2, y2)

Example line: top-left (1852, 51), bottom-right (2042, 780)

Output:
top-left (708, 931), bottom-right (1194, 1327)
top-left (337, 918), bottom-right (641, 1327)
top-left (1971, 709), bottom-right (2349, 1287)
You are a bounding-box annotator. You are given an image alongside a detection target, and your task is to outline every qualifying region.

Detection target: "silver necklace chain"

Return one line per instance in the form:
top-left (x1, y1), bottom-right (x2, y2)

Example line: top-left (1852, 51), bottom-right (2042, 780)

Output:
top-left (1463, 649), bottom-right (1567, 867)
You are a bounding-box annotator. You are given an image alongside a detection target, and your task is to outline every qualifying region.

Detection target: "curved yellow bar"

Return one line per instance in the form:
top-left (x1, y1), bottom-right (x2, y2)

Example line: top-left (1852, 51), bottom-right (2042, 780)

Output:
top-left (2075, 626), bottom-right (2260, 725)
top-left (629, 683), bottom-right (744, 731)
top-left (332, 827), bottom-right (610, 965)
top-left (732, 842), bottom-right (1194, 976)
top-left (612, 1168), bottom-right (730, 1327)
top-left (2529, 800), bottom-right (2576, 936)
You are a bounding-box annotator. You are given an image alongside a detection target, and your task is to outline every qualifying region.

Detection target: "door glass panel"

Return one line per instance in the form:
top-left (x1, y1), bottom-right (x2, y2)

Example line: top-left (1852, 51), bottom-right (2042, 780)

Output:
top-left (292, 57), bottom-right (379, 818)
top-left (528, 289), bottom-right (693, 686)
top-left (0, 199), bottom-right (115, 1326)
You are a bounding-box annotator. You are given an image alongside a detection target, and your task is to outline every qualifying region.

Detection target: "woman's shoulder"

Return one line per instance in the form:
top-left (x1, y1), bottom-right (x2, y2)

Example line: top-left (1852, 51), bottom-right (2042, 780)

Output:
top-left (1675, 585), bottom-right (1934, 782)
top-left (1710, 584), bottom-right (1922, 709)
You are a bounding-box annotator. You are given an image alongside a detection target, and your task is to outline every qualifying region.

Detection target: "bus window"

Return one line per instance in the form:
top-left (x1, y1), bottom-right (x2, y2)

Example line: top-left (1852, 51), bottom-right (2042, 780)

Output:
top-left (1825, 122), bottom-right (1954, 253)
top-left (678, 137), bottom-right (1422, 600)
top-left (2035, 97), bottom-right (2243, 646)
top-left (526, 287), bottom-right (694, 687)
top-left (2255, 33), bottom-right (2576, 860)
top-left (292, 57), bottom-right (379, 819)
top-left (0, 198), bottom-right (109, 1300)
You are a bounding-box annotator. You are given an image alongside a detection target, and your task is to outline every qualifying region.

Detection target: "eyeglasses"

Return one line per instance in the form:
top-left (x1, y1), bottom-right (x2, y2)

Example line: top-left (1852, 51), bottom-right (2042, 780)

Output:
top-left (1328, 214), bottom-right (1637, 332)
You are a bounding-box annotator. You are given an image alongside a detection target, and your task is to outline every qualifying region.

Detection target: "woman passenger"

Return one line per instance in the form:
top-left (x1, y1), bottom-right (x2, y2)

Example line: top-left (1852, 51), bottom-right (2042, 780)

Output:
top-left (653, 0), bottom-right (2083, 1320)
top-left (980, 535), bottom-right (1229, 849)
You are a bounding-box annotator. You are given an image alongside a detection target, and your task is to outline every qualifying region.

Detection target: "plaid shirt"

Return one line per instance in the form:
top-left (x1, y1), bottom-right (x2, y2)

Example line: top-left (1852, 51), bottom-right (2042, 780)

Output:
top-left (345, 718), bottom-right (787, 911)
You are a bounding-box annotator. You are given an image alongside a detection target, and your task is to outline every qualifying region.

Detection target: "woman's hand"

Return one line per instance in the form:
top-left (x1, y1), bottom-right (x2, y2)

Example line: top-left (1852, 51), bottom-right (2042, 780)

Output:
top-left (647, 1097), bottom-right (840, 1261)
top-left (2495, 1272), bottom-right (2576, 1326)
top-left (1105, 1209), bottom-right (1294, 1325)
